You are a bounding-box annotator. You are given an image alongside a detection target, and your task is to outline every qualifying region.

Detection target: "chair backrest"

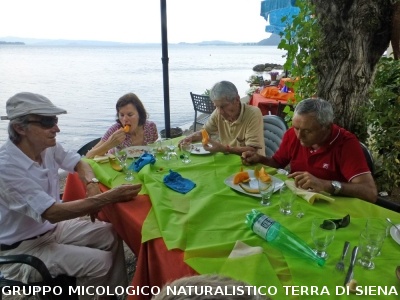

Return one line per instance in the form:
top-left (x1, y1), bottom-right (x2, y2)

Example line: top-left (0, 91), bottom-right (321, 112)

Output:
top-left (0, 254), bottom-right (77, 300)
top-left (190, 92), bottom-right (215, 115)
top-left (263, 115), bottom-right (288, 157)
top-left (77, 137), bottom-right (101, 156)
top-left (359, 142), bottom-right (375, 175)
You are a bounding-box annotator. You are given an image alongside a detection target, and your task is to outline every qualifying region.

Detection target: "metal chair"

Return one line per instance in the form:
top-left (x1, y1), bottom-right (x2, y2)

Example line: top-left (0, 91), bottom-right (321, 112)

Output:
top-left (0, 254), bottom-right (77, 300)
top-left (263, 115), bottom-right (288, 157)
top-left (77, 137), bottom-right (101, 156)
top-left (190, 92), bottom-right (215, 131)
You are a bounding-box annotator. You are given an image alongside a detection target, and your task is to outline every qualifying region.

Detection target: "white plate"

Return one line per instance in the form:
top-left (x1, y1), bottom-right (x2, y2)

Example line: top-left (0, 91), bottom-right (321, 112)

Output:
top-left (224, 170), bottom-right (284, 198)
top-left (125, 146), bottom-right (149, 158)
top-left (191, 143), bottom-right (211, 155)
top-left (390, 224), bottom-right (400, 245)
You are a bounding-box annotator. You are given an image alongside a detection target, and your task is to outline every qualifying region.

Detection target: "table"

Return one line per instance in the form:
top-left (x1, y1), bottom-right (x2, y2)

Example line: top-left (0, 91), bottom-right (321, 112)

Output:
top-left (63, 147), bottom-right (400, 300)
top-left (249, 93), bottom-right (289, 116)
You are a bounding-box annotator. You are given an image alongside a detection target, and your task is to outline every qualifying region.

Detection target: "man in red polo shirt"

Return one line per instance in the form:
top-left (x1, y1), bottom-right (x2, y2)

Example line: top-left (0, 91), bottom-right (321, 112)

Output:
top-left (241, 98), bottom-right (377, 203)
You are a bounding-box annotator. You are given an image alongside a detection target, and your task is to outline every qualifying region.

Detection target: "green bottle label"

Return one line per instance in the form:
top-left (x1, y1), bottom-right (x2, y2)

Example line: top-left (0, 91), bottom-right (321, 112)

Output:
top-left (252, 214), bottom-right (275, 239)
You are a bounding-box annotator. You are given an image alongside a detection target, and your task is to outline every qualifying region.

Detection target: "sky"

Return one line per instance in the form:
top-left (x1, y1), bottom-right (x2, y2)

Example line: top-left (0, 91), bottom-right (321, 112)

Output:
top-left (0, 0), bottom-right (271, 43)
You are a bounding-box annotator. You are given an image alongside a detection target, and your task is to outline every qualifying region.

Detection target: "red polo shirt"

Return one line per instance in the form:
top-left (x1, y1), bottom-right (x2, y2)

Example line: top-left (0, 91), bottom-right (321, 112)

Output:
top-left (272, 124), bottom-right (370, 182)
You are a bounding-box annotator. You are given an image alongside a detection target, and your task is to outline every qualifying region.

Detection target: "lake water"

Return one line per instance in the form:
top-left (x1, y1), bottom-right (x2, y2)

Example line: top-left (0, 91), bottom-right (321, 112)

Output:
top-left (0, 44), bottom-right (285, 151)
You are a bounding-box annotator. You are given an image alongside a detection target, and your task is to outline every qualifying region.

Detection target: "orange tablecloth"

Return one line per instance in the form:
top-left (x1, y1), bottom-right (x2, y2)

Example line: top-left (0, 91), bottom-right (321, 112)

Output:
top-left (62, 173), bottom-right (197, 300)
top-left (249, 93), bottom-right (290, 116)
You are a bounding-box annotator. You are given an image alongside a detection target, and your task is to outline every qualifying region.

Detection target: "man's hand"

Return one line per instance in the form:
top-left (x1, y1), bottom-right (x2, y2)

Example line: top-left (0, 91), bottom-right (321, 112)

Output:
top-left (241, 151), bottom-right (261, 165)
top-left (288, 171), bottom-right (325, 192)
top-left (99, 184), bottom-right (142, 204)
top-left (203, 139), bottom-right (224, 153)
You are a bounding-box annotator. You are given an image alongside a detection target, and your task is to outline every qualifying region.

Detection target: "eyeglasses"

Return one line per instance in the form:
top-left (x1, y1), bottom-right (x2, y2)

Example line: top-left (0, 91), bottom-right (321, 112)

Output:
top-left (26, 117), bottom-right (58, 129)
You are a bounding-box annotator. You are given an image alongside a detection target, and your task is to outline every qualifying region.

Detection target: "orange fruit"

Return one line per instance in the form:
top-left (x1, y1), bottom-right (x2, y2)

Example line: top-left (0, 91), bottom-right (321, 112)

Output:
top-left (123, 125), bottom-right (131, 133)
top-left (201, 129), bottom-right (209, 145)
top-left (233, 171), bottom-right (250, 184)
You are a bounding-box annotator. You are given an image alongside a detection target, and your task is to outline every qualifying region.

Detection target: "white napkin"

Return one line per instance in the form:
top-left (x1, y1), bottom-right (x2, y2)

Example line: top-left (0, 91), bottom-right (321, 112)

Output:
top-left (93, 155), bottom-right (112, 163)
top-left (228, 240), bottom-right (263, 258)
top-left (285, 180), bottom-right (335, 205)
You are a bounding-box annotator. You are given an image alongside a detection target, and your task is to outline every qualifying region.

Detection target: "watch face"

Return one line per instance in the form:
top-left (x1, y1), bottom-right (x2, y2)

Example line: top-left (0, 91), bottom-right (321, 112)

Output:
top-left (92, 178), bottom-right (99, 183)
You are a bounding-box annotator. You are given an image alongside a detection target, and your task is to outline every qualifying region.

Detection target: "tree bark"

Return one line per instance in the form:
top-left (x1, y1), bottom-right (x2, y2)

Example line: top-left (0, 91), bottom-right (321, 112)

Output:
top-left (311, 0), bottom-right (392, 135)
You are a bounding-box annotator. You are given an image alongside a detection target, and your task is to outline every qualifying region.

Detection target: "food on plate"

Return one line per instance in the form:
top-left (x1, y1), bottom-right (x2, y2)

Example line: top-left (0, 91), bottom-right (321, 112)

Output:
top-left (201, 129), bottom-right (209, 145)
top-left (123, 124), bottom-right (131, 133)
top-left (126, 148), bottom-right (145, 157)
top-left (233, 171), bottom-right (250, 184)
top-left (109, 157), bottom-right (123, 171)
top-left (255, 167), bottom-right (271, 182)
top-left (238, 183), bottom-right (259, 194)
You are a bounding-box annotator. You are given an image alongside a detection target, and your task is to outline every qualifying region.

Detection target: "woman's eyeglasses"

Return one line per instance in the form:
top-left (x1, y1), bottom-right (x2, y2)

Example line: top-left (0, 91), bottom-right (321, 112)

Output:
top-left (26, 117), bottom-right (58, 129)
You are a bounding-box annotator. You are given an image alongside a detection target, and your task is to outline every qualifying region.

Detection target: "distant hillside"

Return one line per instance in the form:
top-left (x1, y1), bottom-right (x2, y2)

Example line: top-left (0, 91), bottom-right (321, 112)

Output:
top-left (0, 36), bottom-right (280, 46)
top-left (257, 34), bottom-right (281, 45)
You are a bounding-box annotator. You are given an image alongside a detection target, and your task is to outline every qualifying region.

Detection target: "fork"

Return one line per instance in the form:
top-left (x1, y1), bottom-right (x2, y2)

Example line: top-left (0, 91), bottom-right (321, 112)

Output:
top-left (336, 241), bottom-right (350, 272)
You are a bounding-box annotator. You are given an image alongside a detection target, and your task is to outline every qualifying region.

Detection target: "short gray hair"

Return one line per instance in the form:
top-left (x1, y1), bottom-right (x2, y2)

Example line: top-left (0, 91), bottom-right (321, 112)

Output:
top-left (294, 98), bottom-right (334, 127)
top-left (209, 81), bottom-right (239, 103)
top-left (152, 275), bottom-right (270, 300)
top-left (8, 115), bottom-right (30, 144)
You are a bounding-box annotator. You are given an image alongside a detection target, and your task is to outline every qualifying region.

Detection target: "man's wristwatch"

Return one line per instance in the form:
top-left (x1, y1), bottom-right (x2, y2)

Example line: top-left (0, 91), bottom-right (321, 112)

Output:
top-left (331, 181), bottom-right (342, 195)
top-left (86, 178), bottom-right (99, 186)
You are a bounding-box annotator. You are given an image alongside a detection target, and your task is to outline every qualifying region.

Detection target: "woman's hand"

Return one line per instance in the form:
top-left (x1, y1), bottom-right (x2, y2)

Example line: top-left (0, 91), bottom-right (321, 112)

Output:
top-left (107, 129), bottom-right (127, 148)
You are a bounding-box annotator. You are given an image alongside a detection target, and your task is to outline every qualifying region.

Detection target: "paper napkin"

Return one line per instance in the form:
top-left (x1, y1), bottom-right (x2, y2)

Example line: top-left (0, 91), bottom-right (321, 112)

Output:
top-left (163, 170), bottom-right (196, 194)
top-left (228, 241), bottom-right (263, 258)
top-left (285, 180), bottom-right (335, 204)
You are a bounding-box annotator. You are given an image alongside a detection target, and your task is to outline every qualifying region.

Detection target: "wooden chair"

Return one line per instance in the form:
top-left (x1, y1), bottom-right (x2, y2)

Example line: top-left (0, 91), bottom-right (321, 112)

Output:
top-left (263, 115), bottom-right (288, 157)
top-left (190, 92), bottom-right (215, 131)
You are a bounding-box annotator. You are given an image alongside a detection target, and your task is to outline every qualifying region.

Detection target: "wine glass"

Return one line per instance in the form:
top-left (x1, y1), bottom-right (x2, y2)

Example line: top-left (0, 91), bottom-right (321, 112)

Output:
top-left (311, 218), bottom-right (336, 259)
top-left (357, 229), bottom-right (385, 270)
top-left (114, 146), bottom-right (134, 181)
top-left (181, 143), bottom-right (193, 164)
top-left (258, 180), bottom-right (274, 206)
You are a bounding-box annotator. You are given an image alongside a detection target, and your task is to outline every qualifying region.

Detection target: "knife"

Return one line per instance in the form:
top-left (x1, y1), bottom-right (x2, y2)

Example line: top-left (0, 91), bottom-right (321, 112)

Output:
top-left (344, 246), bottom-right (358, 286)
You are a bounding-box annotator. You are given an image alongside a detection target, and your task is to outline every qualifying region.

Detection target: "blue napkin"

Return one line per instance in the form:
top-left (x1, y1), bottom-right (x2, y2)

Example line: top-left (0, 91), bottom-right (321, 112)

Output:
top-left (132, 153), bottom-right (156, 172)
top-left (163, 170), bottom-right (196, 194)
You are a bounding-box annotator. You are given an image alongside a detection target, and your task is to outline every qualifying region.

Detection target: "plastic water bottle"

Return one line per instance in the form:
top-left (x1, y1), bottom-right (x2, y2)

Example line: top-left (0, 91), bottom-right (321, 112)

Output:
top-left (245, 209), bottom-right (325, 266)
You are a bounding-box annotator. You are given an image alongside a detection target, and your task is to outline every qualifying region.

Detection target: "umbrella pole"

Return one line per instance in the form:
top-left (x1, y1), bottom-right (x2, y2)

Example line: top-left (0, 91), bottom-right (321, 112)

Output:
top-left (160, 0), bottom-right (171, 138)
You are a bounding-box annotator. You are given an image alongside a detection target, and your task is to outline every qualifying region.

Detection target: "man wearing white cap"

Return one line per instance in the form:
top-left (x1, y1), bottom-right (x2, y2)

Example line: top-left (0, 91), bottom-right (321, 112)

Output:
top-left (0, 92), bottom-right (142, 300)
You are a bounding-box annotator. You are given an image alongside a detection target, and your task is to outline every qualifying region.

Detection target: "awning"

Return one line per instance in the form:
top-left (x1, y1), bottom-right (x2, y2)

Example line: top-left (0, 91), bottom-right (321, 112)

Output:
top-left (260, 0), bottom-right (300, 35)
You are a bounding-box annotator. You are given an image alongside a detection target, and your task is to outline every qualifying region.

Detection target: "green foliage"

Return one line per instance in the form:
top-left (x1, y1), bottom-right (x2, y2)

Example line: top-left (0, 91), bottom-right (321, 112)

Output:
top-left (278, 0), bottom-right (320, 101)
top-left (365, 57), bottom-right (400, 193)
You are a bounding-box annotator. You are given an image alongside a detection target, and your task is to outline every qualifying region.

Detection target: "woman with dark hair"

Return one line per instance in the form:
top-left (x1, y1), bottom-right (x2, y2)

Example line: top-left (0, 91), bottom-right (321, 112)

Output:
top-left (86, 93), bottom-right (158, 158)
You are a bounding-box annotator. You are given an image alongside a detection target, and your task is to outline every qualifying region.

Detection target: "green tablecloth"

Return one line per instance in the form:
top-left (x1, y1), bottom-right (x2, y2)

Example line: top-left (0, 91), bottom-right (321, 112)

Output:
top-left (87, 143), bottom-right (400, 300)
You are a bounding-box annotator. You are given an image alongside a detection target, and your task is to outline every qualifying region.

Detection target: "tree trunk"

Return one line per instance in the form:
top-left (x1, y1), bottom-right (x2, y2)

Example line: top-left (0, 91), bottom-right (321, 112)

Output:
top-left (311, 0), bottom-right (392, 135)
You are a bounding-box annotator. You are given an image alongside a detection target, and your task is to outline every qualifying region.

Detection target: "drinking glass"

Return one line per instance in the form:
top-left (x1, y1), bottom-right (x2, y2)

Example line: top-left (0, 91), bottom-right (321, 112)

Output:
top-left (258, 180), bottom-right (274, 206)
top-left (114, 146), bottom-right (134, 181)
top-left (279, 185), bottom-right (295, 215)
top-left (311, 218), bottom-right (336, 259)
top-left (146, 141), bottom-right (160, 156)
top-left (181, 143), bottom-right (193, 164)
top-left (364, 218), bottom-right (389, 256)
top-left (357, 229), bottom-right (385, 270)
top-left (161, 138), bottom-right (177, 160)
